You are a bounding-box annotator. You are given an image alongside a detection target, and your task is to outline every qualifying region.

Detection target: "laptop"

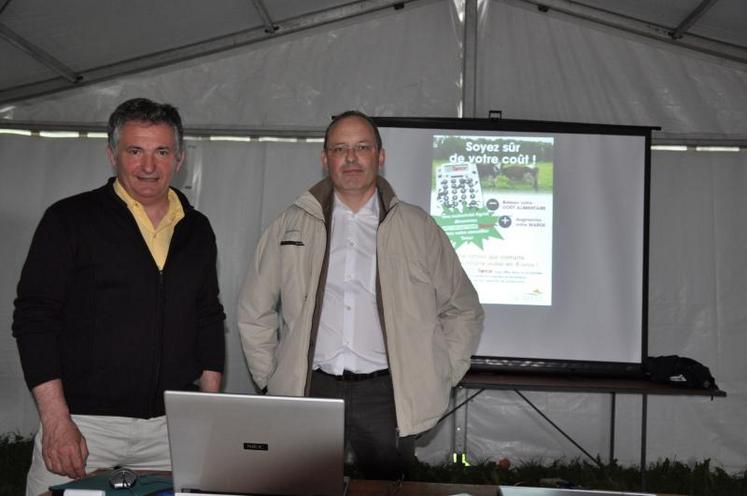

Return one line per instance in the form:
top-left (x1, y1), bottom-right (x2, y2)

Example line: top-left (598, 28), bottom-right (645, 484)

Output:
top-left (165, 390), bottom-right (346, 496)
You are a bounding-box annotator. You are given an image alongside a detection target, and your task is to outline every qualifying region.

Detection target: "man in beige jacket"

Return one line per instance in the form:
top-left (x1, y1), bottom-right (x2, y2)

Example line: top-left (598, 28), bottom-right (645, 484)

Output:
top-left (238, 111), bottom-right (483, 480)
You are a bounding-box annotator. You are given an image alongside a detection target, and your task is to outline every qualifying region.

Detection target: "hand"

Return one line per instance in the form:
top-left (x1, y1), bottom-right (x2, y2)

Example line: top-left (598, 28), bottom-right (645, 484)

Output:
top-left (41, 416), bottom-right (89, 479)
top-left (199, 370), bottom-right (222, 393)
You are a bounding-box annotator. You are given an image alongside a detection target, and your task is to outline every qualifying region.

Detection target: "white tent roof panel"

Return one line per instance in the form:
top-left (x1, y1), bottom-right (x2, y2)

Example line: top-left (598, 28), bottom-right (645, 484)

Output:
top-left (0, 38), bottom-right (55, 86)
top-left (479, 1), bottom-right (747, 138)
top-left (576, 0), bottom-right (747, 47)
top-left (0, 0), bottom-right (261, 76)
top-left (686, 0), bottom-right (747, 46)
top-left (0, 0), bottom-right (463, 127)
top-left (265, 0), bottom-right (360, 20)
top-left (1, 0), bottom-right (745, 106)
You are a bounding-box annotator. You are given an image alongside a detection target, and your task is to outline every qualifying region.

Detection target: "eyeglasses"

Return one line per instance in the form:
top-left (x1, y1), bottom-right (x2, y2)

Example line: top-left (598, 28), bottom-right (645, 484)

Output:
top-left (325, 143), bottom-right (377, 157)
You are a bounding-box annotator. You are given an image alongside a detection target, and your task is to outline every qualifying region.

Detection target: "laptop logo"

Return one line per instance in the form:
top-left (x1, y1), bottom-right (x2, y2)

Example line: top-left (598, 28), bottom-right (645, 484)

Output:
top-left (243, 442), bottom-right (269, 451)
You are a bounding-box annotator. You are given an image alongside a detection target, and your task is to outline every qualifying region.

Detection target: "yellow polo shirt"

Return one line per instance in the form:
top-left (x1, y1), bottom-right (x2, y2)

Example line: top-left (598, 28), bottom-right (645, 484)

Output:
top-left (114, 180), bottom-right (185, 270)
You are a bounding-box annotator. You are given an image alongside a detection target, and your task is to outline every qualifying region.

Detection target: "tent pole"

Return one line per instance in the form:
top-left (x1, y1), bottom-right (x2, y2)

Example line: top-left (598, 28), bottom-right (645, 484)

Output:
top-left (462, 0), bottom-right (478, 118)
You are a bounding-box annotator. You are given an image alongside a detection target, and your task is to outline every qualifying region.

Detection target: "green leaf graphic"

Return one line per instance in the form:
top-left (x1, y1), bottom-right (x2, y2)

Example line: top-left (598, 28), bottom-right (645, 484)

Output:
top-left (434, 206), bottom-right (503, 249)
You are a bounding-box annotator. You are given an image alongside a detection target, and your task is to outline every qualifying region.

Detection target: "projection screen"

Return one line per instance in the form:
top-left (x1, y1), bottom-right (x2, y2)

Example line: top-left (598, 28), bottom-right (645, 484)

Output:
top-left (376, 117), bottom-right (652, 377)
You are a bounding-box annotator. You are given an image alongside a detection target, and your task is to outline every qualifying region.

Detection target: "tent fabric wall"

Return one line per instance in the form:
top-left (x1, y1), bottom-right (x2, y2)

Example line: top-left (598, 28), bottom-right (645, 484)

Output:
top-left (0, 0), bottom-right (745, 474)
top-left (0, 135), bottom-right (112, 436)
top-left (646, 149), bottom-right (747, 468)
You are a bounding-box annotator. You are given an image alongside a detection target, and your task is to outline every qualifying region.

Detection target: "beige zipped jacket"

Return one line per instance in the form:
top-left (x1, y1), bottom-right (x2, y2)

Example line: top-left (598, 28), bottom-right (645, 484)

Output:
top-left (238, 176), bottom-right (483, 436)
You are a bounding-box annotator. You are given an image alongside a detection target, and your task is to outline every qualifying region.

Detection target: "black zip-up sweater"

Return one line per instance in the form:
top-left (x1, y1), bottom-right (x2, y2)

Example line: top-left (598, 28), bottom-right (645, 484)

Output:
top-left (12, 178), bottom-right (225, 418)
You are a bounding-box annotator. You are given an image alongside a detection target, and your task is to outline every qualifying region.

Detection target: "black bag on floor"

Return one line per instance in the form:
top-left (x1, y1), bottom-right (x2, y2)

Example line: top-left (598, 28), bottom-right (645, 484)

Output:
top-left (644, 355), bottom-right (717, 390)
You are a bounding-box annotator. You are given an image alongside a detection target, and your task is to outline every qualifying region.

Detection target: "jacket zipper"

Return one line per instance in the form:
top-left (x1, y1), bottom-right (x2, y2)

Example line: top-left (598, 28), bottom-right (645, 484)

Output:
top-left (151, 219), bottom-right (181, 414)
top-left (150, 268), bottom-right (165, 415)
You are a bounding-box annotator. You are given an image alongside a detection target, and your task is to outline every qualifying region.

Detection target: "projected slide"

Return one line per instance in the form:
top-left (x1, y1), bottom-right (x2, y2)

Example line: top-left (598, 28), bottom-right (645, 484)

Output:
top-left (430, 135), bottom-right (554, 305)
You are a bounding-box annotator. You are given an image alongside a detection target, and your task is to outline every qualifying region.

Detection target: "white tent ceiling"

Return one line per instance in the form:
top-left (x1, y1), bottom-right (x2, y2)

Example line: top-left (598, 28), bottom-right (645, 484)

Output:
top-left (1, 0), bottom-right (746, 106)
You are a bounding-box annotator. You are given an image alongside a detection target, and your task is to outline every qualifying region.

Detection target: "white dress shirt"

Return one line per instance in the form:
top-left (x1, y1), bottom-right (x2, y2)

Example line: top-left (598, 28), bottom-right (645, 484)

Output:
top-left (314, 192), bottom-right (388, 374)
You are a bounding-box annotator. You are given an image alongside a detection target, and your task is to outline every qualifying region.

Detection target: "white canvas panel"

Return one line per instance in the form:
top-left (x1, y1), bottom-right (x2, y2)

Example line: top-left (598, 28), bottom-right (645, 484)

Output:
top-left (0, 1), bottom-right (462, 128)
top-left (0, 134), bottom-right (111, 435)
top-left (477, 1), bottom-right (747, 139)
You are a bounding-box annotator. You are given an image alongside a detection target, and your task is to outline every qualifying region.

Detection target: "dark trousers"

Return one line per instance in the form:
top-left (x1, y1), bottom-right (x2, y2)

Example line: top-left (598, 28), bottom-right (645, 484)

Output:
top-left (310, 370), bottom-right (415, 481)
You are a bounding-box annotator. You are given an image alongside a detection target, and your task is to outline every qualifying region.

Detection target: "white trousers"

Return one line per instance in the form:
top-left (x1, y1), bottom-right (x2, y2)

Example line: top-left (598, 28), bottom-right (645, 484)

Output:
top-left (25, 415), bottom-right (170, 496)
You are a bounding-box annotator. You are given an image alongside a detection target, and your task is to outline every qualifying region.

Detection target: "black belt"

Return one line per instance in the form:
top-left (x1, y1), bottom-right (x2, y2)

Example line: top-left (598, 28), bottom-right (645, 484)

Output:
top-left (315, 368), bottom-right (390, 382)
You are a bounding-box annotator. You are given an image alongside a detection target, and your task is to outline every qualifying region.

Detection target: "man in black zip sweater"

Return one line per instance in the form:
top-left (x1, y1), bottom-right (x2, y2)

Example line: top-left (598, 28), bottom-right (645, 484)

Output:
top-left (12, 98), bottom-right (226, 496)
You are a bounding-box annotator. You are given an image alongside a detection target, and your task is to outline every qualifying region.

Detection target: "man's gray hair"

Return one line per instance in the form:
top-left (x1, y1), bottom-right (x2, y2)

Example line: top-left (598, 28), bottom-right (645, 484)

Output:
top-left (107, 98), bottom-right (184, 154)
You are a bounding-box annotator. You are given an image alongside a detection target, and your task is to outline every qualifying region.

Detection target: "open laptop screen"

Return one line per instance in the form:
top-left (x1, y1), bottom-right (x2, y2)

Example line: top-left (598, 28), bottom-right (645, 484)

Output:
top-left (165, 391), bottom-right (345, 496)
